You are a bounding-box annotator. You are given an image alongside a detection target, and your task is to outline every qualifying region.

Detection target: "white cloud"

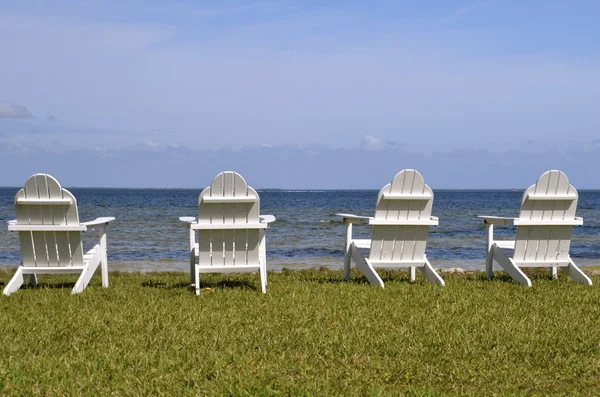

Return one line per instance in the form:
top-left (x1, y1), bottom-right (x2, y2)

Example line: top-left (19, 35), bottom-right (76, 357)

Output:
top-left (361, 135), bottom-right (385, 151)
top-left (0, 102), bottom-right (33, 119)
top-left (1, 143), bottom-right (598, 189)
top-left (450, 1), bottom-right (492, 18)
top-left (144, 139), bottom-right (159, 147)
top-left (1, 4), bottom-right (599, 150)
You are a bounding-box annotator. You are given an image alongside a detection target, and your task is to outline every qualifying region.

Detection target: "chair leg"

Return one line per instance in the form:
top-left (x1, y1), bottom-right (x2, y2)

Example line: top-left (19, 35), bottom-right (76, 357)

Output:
top-left (549, 267), bottom-right (558, 280)
top-left (194, 265), bottom-right (201, 295)
top-left (72, 246), bottom-right (102, 294)
top-left (99, 225), bottom-right (109, 288)
top-left (29, 273), bottom-right (38, 287)
top-left (189, 228), bottom-right (196, 286)
top-left (419, 257), bottom-right (445, 286)
top-left (259, 230), bottom-right (267, 289)
top-left (189, 249), bottom-right (195, 286)
top-left (3, 267), bottom-right (25, 296)
top-left (485, 223), bottom-right (494, 280)
top-left (350, 244), bottom-right (384, 287)
top-left (485, 251), bottom-right (494, 280)
top-left (259, 263), bottom-right (267, 294)
top-left (409, 267), bottom-right (416, 282)
top-left (492, 245), bottom-right (531, 287)
top-left (72, 270), bottom-right (87, 294)
top-left (73, 263), bottom-right (99, 295)
top-left (344, 223), bottom-right (352, 281)
top-left (563, 258), bottom-right (592, 285)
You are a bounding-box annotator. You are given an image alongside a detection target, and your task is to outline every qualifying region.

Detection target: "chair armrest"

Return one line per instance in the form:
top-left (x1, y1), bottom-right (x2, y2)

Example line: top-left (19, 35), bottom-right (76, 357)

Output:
top-left (82, 217), bottom-right (115, 226)
top-left (336, 213), bottom-right (373, 225)
top-left (477, 215), bottom-right (516, 226)
top-left (179, 217), bottom-right (197, 224)
top-left (259, 215), bottom-right (276, 224)
top-left (7, 219), bottom-right (17, 225)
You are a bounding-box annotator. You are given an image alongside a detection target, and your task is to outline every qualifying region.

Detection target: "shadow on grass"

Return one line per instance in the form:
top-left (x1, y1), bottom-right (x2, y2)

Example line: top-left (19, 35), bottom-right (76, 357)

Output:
top-left (21, 281), bottom-right (77, 290)
top-left (295, 268), bottom-right (572, 286)
top-left (142, 279), bottom-right (258, 291)
top-left (287, 268), bottom-right (359, 285)
top-left (297, 273), bottom-right (352, 284)
top-left (292, 268), bottom-right (413, 285)
top-left (205, 279), bottom-right (258, 291)
top-left (142, 281), bottom-right (190, 289)
top-left (479, 268), bottom-right (576, 284)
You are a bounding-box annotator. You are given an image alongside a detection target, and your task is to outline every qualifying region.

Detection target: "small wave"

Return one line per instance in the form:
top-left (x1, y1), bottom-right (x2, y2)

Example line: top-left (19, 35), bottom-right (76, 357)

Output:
top-left (279, 190), bottom-right (328, 193)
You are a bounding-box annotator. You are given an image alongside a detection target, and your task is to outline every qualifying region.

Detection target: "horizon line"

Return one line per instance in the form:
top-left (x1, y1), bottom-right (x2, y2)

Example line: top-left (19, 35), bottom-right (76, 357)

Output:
top-left (2, 186), bottom-right (600, 191)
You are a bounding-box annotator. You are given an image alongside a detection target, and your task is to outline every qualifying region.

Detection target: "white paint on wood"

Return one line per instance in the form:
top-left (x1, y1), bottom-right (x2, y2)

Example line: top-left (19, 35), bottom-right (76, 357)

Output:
top-left (340, 169), bottom-right (444, 287)
top-left (369, 218), bottom-right (439, 226)
top-left (190, 223), bottom-right (268, 230)
top-left (513, 219), bottom-right (583, 226)
top-left (8, 225), bottom-right (88, 231)
top-left (181, 171), bottom-right (275, 295)
top-left (526, 193), bottom-right (577, 200)
top-left (16, 198), bottom-right (72, 205)
top-left (201, 196), bottom-right (258, 203)
top-left (478, 170), bottom-right (591, 286)
top-left (381, 193), bottom-right (433, 200)
top-left (4, 174), bottom-right (114, 296)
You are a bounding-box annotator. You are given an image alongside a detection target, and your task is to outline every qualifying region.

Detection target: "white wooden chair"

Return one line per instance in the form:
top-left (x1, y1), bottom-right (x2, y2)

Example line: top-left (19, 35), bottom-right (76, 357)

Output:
top-left (179, 171), bottom-right (275, 295)
top-left (337, 169), bottom-right (445, 287)
top-left (478, 170), bottom-right (592, 287)
top-left (3, 174), bottom-right (115, 296)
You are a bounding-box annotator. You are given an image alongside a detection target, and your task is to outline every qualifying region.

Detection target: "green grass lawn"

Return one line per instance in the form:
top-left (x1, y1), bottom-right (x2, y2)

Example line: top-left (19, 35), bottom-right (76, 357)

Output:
top-left (1, 268), bottom-right (599, 396)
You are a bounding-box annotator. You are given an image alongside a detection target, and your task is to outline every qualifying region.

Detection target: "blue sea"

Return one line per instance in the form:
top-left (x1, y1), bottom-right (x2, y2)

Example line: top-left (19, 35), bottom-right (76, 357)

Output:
top-left (1, 188), bottom-right (599, 271)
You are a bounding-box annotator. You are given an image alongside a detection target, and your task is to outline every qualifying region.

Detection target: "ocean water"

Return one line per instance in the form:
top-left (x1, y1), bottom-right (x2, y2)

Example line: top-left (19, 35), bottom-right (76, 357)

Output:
top-left (1, 188), bottom-right (599, 272)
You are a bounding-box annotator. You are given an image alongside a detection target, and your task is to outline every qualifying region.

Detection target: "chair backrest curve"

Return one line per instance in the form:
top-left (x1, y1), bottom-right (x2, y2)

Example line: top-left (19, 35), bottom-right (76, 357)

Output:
top-left (513, 170), bottom-right (579, 263)
top-left (369, 169), bottom-right (434, 263)
top-left (198, 171), bottom-right (259, 225)
top-left (196, 171), bottom-right (261, 267)
top-left (14, 174), bottom-right (84, 267)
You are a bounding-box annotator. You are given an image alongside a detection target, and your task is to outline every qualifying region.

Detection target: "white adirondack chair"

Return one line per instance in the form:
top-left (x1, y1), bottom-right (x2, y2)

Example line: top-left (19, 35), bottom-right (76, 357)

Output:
top-left (478, 170), bottom-right (592, 287)
top-left (179, 171), bottom-right (275, 295)
top-left (337, 169), bottom-right (445, 287)
top-left (3, 174), bottom-right (115, 296)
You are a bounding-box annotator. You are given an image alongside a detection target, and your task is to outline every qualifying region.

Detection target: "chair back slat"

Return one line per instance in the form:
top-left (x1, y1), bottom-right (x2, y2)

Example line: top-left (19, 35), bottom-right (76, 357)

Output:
top-left (514, 170), bottom-right (578, 263)
top-left (14, 174), bottom-right (83, 267)
top-left (197, 172), bottom-right (261, 267)
top-left (369, 170), bottom-right (434, 263)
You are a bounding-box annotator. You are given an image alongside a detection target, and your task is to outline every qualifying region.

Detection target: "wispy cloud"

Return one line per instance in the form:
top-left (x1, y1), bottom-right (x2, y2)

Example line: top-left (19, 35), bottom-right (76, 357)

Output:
top-left (0, 101), bottom-right (34, 119)
top-left (1, 141), bottom-right (598, 188)
top-left (192, 2), bottom-right (277, 18)
top-left (449, 1), bottom-right (493, 19)
top-left (148, 1), bottom-right (278, 19)
top-left (1, 1), bottom-right (598, 154)
top-left (361, 135), bottom-right (385, 151)
top-left (143, 139), bottom-right (159, 147)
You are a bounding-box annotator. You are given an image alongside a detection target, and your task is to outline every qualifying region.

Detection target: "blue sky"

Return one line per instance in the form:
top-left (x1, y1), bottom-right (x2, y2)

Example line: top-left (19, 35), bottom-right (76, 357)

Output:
top-left (1, 1), bottom-right (599, 188)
